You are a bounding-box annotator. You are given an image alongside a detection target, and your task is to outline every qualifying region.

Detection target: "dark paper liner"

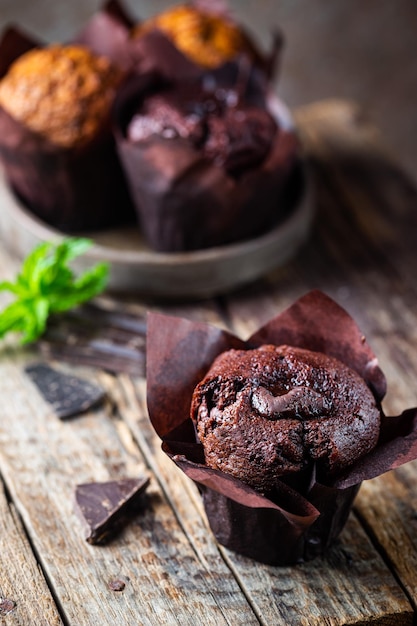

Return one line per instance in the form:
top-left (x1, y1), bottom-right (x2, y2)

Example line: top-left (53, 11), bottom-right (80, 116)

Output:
top-left (146, 290), bottom-right (417, 564)
top-left (74, 0), bottom-right (135, 72)
top-left (113, 68), bottom-right (303, 252)
top-left (0, 27), bottom-right (134, 232)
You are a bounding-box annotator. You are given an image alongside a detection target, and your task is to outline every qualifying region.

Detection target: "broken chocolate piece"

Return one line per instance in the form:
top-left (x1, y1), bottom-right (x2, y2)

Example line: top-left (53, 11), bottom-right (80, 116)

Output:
top-left (74, 476), bottom-right (150, 544)
top-left (251, 386), bottom-right (331, 418)
top-left (25, 362), bottom-right (105, 419)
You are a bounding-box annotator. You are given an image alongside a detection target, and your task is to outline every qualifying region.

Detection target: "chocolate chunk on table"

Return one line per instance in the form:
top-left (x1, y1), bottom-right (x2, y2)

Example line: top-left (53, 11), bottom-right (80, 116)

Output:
top-left (74, 477), bottom-right (150, 544)
top-left (25, 362), bottom-right (105, 419)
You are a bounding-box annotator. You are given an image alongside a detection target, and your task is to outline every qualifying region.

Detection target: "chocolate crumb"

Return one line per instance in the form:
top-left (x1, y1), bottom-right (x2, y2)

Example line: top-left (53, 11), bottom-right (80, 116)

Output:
top-left (108, 579), bottom-right (126, 592)
top-left (0, 598), bottom-right (16, 615)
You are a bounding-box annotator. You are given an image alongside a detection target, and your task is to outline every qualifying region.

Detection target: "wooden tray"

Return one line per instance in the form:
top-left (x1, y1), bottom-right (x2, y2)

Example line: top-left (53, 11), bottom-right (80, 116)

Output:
top-left (0, 166), bottom-right (313, 299)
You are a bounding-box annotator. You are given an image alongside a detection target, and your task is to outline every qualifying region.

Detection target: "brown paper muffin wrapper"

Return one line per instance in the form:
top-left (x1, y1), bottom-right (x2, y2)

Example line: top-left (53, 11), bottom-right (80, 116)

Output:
top-left (146, 290), bottom-right (417, 564)
top-left (113, 65), bottom-right (304, 252)
top-left (74, 0), bottom-right (135, 72)
top-left (0, 27), bottom-right (134, 232)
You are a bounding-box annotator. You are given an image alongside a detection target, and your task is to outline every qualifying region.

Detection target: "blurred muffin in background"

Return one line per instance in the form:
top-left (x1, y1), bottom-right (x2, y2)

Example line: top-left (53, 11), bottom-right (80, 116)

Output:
top-left (0, 41), bottom-right (134, 231)
top-left (114, 62), bottom-right (303, 252)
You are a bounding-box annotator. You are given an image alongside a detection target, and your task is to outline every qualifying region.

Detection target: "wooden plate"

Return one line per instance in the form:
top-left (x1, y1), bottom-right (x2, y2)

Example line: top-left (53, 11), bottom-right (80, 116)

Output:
top-left (0, 166), bottom-right (313, 299)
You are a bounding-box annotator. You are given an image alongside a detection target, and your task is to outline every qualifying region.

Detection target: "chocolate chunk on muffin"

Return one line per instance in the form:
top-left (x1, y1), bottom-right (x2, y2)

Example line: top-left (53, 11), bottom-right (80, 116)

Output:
top-left (191, 344), bottom-right (381, 493)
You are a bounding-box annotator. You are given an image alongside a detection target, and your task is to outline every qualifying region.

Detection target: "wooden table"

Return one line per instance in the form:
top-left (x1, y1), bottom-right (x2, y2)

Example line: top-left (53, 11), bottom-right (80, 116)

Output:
top-left (1, 100), bottom-right (417, 625)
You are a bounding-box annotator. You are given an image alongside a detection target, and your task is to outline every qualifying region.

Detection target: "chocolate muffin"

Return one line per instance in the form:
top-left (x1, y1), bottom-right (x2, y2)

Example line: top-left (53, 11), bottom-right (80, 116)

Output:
top-left (191, 344), bottom-right (381, 493)
top-left (115, 66), bottom-right (302, 251)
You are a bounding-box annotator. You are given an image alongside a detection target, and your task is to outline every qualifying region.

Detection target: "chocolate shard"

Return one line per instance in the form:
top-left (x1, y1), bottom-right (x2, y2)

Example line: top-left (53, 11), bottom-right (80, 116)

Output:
top-left (74, 476), bottom-right (150, 544)
top-left (25, 362), bottom-right (105, 419)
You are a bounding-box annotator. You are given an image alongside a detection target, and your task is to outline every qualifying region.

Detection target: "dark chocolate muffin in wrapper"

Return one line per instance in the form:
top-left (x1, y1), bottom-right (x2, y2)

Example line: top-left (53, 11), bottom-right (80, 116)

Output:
top-left (146, 290), bottom-right (417, 565)
top-left (0, 30), bottom-right (134, 232)
top-left (114, 63), bottom-right (303, 252)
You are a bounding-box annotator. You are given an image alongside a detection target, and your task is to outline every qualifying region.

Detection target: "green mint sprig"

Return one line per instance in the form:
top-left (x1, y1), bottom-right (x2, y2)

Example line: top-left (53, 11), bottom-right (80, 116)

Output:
top-left (0, 238), bottom-right (109, 344)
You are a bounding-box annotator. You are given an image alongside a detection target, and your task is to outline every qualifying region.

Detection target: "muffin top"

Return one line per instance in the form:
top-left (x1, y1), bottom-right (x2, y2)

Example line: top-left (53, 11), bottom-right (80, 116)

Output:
top-left (132, 4), bottom-right (254, 68)
top-left (191, 344), bottom-right (381, 493)
top-left (0, 45), bottom-right (122, 148)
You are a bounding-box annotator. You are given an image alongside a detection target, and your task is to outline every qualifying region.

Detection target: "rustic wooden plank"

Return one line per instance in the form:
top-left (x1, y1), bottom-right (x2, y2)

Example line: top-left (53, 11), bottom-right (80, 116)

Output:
top-left (0, 354), bottom-right (260, 625)
top-left (0, 479), bottom-right (64, 625)
top-left (113, 373), bottom-right (413, 625)
top-left (219, 514), bottom-right (413, 626)
top-left (355, 465), bottom-right (417, 612)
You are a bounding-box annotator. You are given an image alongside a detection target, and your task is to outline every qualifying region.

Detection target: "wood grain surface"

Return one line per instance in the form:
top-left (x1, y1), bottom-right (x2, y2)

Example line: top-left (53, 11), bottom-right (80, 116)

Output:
top-left (0, 100), bottom-right (417, 624)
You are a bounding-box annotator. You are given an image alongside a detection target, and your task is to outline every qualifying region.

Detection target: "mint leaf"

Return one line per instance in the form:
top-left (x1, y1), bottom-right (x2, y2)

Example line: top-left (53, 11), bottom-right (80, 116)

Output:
top-left (48, 263), bottom-right (109, 312)
top-left (0, 301), bottom-right (30, 337)
top-left (0, 238), bottom-right (109, 344)
top-left (22, 298), bottom-right (50, 344)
